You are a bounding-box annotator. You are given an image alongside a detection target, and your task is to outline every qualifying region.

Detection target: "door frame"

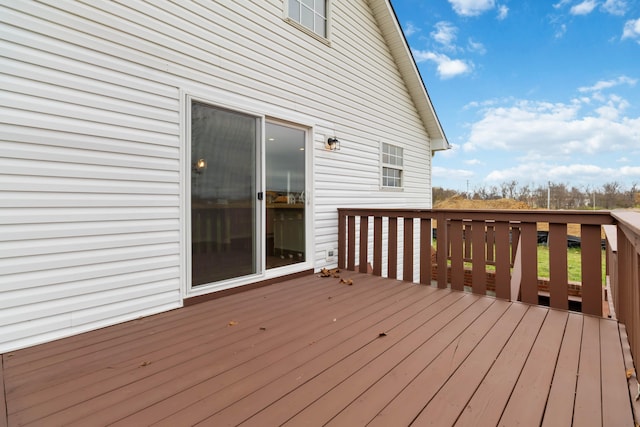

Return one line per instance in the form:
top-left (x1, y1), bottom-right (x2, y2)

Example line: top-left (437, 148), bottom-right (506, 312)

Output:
top-left (181, 91), bottom-right (315, 299)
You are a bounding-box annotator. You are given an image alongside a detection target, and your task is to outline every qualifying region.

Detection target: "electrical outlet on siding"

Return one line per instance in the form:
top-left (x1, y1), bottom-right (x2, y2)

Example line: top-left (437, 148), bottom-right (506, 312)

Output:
top-left (326, 248), bottom-right (337, 262)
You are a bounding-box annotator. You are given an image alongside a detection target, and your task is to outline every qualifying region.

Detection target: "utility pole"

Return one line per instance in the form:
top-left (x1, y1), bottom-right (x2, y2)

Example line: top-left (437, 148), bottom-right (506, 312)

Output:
top-left (547, 181), bottom-right (551, 210)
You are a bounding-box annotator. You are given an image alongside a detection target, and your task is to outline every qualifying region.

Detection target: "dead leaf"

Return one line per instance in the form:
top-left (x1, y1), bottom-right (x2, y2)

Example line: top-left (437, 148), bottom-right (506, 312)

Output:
top-left (339, 278), bottom-right (353, 286)
top-left (627, 368), bottom-right (635, 379)
top-left (228, 320), bottom-right (238, 327)
top-left (378, 332), bottom-right (387, 337)
top-left (320, 268), bottom-right (341, 278)
top-left (259, 327), bottom-right (267, 331)
top-left (139, 361), bottom-right (152, 367)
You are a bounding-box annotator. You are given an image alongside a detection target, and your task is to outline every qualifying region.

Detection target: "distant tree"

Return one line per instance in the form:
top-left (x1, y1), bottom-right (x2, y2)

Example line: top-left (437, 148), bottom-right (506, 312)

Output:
top-left (432, 186), bottom-right (459, 204)
top-left (435, 180), bottom-right (637, 210)
top-left (602, 182), bottom-right (622, 209)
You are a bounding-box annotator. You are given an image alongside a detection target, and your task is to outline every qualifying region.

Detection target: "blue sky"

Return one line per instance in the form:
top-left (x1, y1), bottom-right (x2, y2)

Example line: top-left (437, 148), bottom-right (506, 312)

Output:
top-left (391, 0), bottom-right (640, 192)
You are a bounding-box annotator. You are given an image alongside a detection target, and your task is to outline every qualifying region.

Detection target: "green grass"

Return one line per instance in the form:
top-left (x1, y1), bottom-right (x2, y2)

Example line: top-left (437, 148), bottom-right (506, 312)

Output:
top-left (439, 239), bottom-right (607, 284)
top-left (537, 245), bottom-right (606, 283)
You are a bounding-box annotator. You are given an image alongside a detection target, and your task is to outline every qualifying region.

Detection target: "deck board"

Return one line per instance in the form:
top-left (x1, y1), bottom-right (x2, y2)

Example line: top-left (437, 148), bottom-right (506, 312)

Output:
top-left (542, 313), bottom-right (584, 427)
top-left (1, 272), bottom-right (636, 427)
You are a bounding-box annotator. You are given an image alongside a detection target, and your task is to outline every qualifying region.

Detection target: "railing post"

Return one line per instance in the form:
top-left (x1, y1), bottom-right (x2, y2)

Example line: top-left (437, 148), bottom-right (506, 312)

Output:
top-left (359, 216), bottom-right (369, 273)
top-left (373, 216), bottom-right (382, 276)
top-left (549, 223), bottom-right (568, 311)
top-left (419, 217), bottom-right (431, 285)
top-left (520, 222), bottom-right (538, 305)
top-left (388, 217), bottom-right (398, 279)
top-left (436, 212), bottom-right (448, 289)
top-left (471, 219), bottom-right (487, 295)
top-left (347, 215), bottom-right (356, 271)
top-left (494, 221), bottom-right (510, 299)
top-left (581, 224), bottom-right (603, 316)
top-left (403, 217), bottom-right (414, 282)
top-left (450, 219), bottom-right (464, 291)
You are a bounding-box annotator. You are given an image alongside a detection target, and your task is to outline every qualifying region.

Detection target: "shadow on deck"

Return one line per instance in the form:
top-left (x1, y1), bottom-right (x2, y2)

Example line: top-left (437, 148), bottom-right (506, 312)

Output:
top-left (1, 272), bottom-right (637, 426)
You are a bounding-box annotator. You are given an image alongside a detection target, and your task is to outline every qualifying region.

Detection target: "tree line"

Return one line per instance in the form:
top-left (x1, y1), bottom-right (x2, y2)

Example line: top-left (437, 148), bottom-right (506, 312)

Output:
top-left (434, 181), bottom-right (640, 210)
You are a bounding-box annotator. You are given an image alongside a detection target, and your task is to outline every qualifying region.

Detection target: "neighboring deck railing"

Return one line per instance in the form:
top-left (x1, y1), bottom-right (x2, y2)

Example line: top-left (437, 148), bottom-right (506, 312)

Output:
top-left (337, 209), bottom-right (616, 316)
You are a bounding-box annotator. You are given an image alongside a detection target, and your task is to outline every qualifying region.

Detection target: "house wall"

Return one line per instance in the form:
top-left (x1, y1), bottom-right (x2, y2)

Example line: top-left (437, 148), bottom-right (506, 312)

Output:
top-left (0, 0), bottom-right (433, 352)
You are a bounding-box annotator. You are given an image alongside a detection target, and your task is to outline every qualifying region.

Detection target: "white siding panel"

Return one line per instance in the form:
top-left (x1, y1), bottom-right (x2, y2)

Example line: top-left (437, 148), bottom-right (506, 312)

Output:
top-left (0, 293), bottom-right (180, 353)
top-left (4, 255), bottom-right (180, 291)
top-left (0, 267), bottom-right (179, 309)
top-left (1, 0), bottom-right (436, 351)
top-left (1, 0), bottom-right (183, 352)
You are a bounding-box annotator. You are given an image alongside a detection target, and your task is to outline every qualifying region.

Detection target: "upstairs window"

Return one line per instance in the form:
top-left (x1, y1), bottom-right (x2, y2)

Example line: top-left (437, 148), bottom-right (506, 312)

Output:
top-left (382, 143), bottom-right (403, 188)
top-left (288, 0), bottom-right (327, 38)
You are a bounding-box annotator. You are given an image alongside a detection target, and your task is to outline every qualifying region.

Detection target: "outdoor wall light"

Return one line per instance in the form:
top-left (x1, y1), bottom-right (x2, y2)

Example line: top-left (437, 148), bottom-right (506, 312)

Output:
top-left (193, 158), bottom-right (207, 174)
top-left (326, 137), bottom-right (340, 151)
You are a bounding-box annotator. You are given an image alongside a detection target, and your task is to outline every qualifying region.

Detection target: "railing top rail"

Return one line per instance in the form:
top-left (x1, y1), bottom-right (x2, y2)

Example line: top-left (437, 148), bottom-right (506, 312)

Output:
top-left (338, 208), bottom-right (616, 225)
top-left (611, 211), bottom-right (640, 237)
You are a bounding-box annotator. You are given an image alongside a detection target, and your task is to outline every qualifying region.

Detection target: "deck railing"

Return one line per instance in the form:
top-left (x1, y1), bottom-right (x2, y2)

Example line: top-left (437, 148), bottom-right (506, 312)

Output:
top-left (606, 211), bottom-right (640, 360)
top-left (337, 209), bottom-right (616, 316)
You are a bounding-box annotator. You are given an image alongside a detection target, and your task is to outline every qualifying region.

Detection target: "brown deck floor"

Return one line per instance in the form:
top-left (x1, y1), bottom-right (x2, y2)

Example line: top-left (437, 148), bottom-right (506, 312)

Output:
top-left (1, 273), bottom-right (636, 426)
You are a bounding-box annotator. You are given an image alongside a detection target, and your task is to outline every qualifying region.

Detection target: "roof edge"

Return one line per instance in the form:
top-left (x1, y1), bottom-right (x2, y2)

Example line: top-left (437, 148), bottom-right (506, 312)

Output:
top-left (368, 0), bottom-right (451, 152)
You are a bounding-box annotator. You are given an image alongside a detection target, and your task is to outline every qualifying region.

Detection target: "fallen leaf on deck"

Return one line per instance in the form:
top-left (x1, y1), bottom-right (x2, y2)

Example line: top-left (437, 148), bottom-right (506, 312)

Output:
top-left (259, 327), bottom-right (267, 331)
top-left (378, 332), bottom-right (387, 337)
top-left (319, 268), bottom-right (331, 277)
top-left (627, 368), bottom-right (635, 379)
top-left (228, 320), bottom-right (238, 326)
top-left (139, 361), bottom-right (152, 367)
top-left (339, 278), bottom-right (353, 286)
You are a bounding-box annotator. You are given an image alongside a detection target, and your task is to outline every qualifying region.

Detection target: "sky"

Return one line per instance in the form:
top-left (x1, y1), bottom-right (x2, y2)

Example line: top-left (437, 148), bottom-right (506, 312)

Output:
top-left (390, 0), bottom-right (640, 193)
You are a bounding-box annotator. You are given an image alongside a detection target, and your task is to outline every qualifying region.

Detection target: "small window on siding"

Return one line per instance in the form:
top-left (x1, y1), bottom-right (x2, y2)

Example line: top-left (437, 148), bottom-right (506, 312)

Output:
top-left (382, 143), bottom-right (403, 188)
top-left (287, 0), bottom-right (327, 38)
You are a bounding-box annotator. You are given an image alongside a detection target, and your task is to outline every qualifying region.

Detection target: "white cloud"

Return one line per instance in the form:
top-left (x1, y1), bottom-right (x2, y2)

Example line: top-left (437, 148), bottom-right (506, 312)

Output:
top-left (403, 22), bottom-right (419, 37)
top-left (448, 0), bottom-right (495, 17)
top-left (497, 5), bottom-right (509, 20)
top-left (553, 0), bottom-right (573, 9)
top-left (465, 159), bottom-right (484, 165)
top-left (570, 0), bottom-right (598, 15)
top-left (555, 23), bottom-right (568, 38)
top-left (431, 22), bottom-right (458, 48)
top-left (433, 166), bottom-right (475, 179)
top-left (467, 38), bottom-right (487, 54)
top-left (602, 0), bottom-right (627, 15)
top-left (462, 96), bottom-right (640, 157)
top-left (578, 76), bottom-right (637, 93)
top-left (485, 163), bottom-right (640, 184)
top-left (622, 18), bottom-right (640, 42)
top-left (467, 38), bottom-right (487, 55)
top-left (412, 50), bottom-right (473, 79)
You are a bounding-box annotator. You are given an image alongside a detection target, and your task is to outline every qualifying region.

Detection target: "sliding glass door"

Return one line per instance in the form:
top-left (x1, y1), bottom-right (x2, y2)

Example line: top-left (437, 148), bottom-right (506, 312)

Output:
top-left (189, 102), bottom-right (308, 290)
top-left (191, 102), bottom-right (259, 286)
top-left (265, 122), bottom-right (306, 269)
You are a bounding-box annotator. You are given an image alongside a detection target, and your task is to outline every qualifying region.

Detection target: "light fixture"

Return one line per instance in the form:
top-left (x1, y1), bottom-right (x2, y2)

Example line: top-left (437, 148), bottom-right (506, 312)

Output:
top-left (326, 137), bottom-right (340, 151)
top-left (193, 158), bottom-right (207, 174)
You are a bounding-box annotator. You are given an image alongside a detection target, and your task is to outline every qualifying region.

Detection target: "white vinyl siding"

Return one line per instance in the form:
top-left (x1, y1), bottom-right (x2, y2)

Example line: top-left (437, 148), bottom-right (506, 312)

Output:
top-left (0, 0), bottom-right (432, 352)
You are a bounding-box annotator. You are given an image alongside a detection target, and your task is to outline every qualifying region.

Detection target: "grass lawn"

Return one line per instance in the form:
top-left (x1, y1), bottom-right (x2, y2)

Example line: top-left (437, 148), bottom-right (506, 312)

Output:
top-left (537, 245), bottom-right (607, 283)
top-left (451, 243), bottom-right (607, 284)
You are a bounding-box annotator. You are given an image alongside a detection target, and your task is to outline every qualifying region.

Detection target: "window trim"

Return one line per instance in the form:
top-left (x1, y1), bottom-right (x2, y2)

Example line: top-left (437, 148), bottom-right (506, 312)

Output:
top-left (381, 142), bottom-right (404, 190)
top-left (284, 0), bottom-right (331, 44)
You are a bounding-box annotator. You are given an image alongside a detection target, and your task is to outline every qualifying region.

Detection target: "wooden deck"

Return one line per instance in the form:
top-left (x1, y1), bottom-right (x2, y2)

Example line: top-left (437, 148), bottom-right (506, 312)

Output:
top-left (1, 273), bottom-right (636, 426)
